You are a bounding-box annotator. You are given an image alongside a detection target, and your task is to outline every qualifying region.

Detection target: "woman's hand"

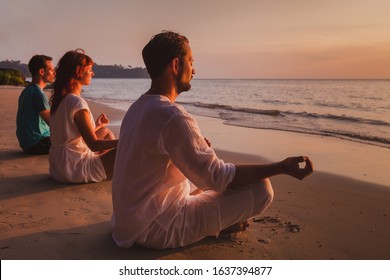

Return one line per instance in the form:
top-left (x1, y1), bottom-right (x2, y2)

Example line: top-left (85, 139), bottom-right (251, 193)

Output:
top-left (75, 110), bottom-right (117, 152)
top-left (96, 113), bottom-right (110, 129)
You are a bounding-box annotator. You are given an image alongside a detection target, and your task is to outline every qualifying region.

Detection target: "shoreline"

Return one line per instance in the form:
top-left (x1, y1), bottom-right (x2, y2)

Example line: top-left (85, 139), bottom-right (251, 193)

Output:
top-left (1, 85), bottom-right (389, 260)
top-left (87, 96), bottom-right (390, 187)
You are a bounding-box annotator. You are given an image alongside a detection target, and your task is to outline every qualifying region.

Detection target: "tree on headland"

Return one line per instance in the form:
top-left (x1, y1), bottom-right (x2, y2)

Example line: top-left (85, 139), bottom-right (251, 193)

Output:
top-left (0, 60), bottom-right (29, 77)
top-left (92, 63), bottom-right (149, 78)
top-left (0, 68), bottom-right (26, 86)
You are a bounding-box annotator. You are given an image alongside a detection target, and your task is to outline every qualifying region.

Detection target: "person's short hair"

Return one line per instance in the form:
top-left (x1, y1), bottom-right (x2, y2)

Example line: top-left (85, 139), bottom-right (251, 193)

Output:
top-left (142, 31), bottom-right (189, 79)
top-left (28, 55), bottom-right (53, 77)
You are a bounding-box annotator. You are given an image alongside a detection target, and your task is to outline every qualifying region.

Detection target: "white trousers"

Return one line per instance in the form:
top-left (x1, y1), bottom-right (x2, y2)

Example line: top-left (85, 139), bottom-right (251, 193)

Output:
top-left (137, 179), bottom-right (274, 249)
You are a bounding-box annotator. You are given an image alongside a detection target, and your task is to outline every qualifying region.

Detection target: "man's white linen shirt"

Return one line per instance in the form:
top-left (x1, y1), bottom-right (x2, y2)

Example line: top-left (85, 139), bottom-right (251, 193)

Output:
top-left (111, 94), bottom-right (236, 247)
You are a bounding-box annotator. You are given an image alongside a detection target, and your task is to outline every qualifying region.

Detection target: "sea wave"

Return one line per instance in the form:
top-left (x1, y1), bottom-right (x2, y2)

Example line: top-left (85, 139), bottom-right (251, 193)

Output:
top-left (221, 118), bottom-right (390, 148)
top-left (295, 111), bottom-right (390, 127)
top-left (178, 100), bottom-right (390, 148)
top-left (178, 101), bottom-right (390, 127)
top-left (178, 101), bottom-right (284, 117)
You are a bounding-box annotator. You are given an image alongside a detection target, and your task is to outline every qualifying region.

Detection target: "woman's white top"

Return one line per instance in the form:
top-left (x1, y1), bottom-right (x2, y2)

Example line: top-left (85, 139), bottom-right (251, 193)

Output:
top-left (49, 94), bottom-right (106, 183)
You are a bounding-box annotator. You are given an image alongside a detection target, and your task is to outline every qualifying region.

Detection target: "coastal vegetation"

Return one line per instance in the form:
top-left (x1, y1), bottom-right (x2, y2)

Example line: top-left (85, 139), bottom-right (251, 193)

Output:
top-left (93, 64), bottom-right (149, 78)
top-left (0, 60), bottom-right (149, 79)
top-left (0, 68), bottom-right (26, 86)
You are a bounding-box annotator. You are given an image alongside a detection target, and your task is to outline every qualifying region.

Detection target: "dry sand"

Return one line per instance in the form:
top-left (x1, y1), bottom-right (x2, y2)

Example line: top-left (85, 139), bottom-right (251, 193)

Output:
top-left (0, 85), bottom-right (389, 260)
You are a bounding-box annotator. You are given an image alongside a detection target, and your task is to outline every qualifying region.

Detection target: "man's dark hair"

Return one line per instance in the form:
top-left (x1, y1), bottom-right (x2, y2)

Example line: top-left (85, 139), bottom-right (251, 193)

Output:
top-left (28, 55), bottom-right (53, 77)
top-left (142, 31), bottom-right (189, 79)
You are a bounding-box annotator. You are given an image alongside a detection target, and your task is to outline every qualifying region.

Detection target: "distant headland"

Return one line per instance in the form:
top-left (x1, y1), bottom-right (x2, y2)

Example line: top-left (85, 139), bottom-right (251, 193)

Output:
top-left (0, 60), bottom-right (150, 79)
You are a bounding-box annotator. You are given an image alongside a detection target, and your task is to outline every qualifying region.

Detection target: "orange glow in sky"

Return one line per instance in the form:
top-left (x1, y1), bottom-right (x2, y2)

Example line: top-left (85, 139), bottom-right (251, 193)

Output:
top-left (1, 0), bottom-right (389, 79)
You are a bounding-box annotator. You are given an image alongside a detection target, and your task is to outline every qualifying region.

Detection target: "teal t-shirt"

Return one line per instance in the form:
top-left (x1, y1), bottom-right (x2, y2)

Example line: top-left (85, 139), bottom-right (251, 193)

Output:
top-left (16, 84), bottom-right (50, 150)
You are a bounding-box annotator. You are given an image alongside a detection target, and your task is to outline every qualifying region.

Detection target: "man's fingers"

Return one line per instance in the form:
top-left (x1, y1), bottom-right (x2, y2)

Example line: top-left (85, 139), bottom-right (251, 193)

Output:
top-left (304, 158), bottom-right (314, 172)
top-left (298, 156), bottom-right (306, 162)
top-left (297, 156), bottom-right (307, 169)
top-left (301, 158), bottom-right (314, 179)
top-left (295, 156), bottom-right (313, 180)
top-left (285, 156), bottom-right (314, 180)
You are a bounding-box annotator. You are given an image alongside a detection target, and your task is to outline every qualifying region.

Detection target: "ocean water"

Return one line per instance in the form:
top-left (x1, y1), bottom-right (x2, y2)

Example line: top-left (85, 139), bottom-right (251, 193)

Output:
top-left (83, 79), bottom-right (390, 149)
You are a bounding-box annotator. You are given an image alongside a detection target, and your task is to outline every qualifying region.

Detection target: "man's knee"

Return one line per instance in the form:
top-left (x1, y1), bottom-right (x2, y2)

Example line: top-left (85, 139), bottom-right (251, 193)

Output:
top-left (253, 178), bottom-right (274, 213)
top-left (262, 178), bottom-right (274, 204)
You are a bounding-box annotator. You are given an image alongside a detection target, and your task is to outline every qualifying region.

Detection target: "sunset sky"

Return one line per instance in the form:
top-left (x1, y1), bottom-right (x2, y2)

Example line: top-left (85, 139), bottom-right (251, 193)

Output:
top-left (1, 0), bottom-right (390, 79)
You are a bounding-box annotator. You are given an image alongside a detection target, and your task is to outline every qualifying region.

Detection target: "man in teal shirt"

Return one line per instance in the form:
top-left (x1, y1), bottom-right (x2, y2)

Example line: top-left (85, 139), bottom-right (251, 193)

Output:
top-left (16, 55), bottom-right (55, 154)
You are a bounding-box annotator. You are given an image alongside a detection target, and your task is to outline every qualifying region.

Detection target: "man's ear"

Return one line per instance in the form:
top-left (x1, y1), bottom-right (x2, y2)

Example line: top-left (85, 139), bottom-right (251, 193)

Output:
top-left (38, 68), bottom-right (45, 77)
top-left (171, 58), bottom-right (180, 75)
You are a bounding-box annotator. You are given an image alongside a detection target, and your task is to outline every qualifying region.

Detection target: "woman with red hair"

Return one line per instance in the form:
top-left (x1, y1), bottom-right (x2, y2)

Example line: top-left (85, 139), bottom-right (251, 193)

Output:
top-left (49, 49), bottom-right (117, 183)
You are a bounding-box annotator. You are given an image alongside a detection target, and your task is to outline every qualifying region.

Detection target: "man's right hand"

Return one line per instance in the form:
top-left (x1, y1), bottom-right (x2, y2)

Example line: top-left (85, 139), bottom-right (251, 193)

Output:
top-left (282, 156), bottom-right (314, 180)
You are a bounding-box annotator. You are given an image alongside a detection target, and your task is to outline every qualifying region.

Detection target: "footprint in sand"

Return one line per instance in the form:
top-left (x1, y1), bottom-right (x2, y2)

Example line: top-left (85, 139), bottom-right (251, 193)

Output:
top-left (252, 216), bottom-right (281, 223)
top-left (63, 209), bottom-right (80, 216)
top-left (63, 207), bottom-right (92, 216)
top-left (0, 222), bottom-right (12, 232)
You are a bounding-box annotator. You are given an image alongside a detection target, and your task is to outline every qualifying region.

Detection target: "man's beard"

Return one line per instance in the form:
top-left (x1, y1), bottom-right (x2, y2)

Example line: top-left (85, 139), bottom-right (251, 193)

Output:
top-left (176, 67), bottom-right (191, 94)
top-left (176, 79), bottom-right (191, 94)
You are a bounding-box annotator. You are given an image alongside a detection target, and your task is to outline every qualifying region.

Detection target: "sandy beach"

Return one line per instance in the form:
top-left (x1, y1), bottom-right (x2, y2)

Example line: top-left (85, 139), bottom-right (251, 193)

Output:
top-left (0, 85), bottom-right (389, 260)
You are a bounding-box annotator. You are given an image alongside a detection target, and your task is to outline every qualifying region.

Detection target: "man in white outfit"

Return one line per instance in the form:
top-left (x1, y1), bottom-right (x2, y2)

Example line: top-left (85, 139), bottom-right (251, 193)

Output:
top-left (111, 31), bottom-right (314, 249)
